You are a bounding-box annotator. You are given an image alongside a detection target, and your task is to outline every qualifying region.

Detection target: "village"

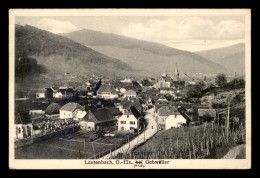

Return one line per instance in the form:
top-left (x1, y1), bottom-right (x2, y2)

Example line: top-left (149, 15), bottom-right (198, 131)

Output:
top-left (14, 64), bottom-right (245, 159)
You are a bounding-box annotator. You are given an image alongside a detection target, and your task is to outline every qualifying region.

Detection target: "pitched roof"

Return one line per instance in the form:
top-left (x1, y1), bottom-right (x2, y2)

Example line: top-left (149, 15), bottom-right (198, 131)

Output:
top-left (97, 84), bottom-right (117, 94)
top-left (107, 107), bottom-right (122, 116)
top-left (141, 79), bottom-right (153, 86)
top-left (124, 89), bottom-right (136, 96)
top-left (60, 102), bottom-right (85, 112)
top-left (15, 113), bottom-right (32, 124)
top-left (120, 98), bottom-right (141, 110)
top-left (198, 109), bottom-right (216, 118)
top-left (45, 103), bottom-right (61, 114)
top-left (158, 106), bottom-right (179, 116)
top-left (90, 108), bottom-right (113, 122)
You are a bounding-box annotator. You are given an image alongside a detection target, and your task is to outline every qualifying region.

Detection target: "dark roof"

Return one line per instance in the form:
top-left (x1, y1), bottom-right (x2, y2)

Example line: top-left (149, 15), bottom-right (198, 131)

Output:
top-left (107, 107), bottom-right (122, 116)
top-left (130, 106), bottom-right (141, 119)
top-left (45, 103), bottom-right (61, 114)
top-left (58, 88), bottom-right (74, 95)
top-left (60, 102), bottom-right (85, 112)
top-left (120, 98), bottom-right (141, 110)
top-left (198, 109), bottom-right (216, 118)
top-left (91, 108), bottom-right (113, 122)
top-left (15, 113), bottom-right (32, 124)
top-left (141, 79), bottom-right (153, 86)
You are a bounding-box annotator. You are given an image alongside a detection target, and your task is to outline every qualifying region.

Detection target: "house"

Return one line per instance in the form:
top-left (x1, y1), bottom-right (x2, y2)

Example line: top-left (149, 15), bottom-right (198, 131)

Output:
top-left (119, 88), bottom-right (126, 94)
top-left (165, 110), bottom-right (186, 130)
top-left (29, 101), bottom-right (49, 117)
top-left (119, 97), bottom-right (142, 114)
top-left (190, 105), bottom-right (211, 123)
top-left (53, 87), bottom-right (75, 98)
top-left (117, 109), bottom-right (138, 132)
top-left (15, 112), bottom-right (33, 140)
top-left (107, 107), bottom-right (122, 119)
top-left (159, 87), bottom-right (176, 95)
top-left (156, 105), bottom-right (186, 130)
top-left (156, 106), bottom-right (173, 129)
top-left (45, 103), bottom-right (61, 118)
top-left (73, 109), bottom-right (87, 121)
top-left (36, 89), bottom-right (45, 99)
top-left (97, 84), bottom-right (118, 99)
top-left (156, 73), bottom-right (173, 89)
top-left (200, 92), bottom-right (215, 103)
top-left (59, 102), bottom-right (85, 119)
top-left (140, 79), bottom-right (154, 90)
top-left (155, 95), bottom-right (169, 104)
top-left (80, 108), bottom-right (115, 131)
top-left (198, 109), bottom-right (216, 123)
top-left (45, 87), bottom-right (55, 98)
top-left (124, 89), bottom-right (137, 98)
top-left (120, 77), bottom-right (132, 83)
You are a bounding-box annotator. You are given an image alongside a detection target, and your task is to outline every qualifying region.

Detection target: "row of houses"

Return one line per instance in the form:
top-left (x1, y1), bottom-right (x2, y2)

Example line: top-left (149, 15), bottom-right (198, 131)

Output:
top-left (35, 87), bottom-right (77, 99)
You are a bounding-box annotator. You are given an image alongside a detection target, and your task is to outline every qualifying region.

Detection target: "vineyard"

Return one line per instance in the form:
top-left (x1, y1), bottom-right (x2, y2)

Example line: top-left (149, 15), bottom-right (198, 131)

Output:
top-left (113, 122), bottom-right (245, 159)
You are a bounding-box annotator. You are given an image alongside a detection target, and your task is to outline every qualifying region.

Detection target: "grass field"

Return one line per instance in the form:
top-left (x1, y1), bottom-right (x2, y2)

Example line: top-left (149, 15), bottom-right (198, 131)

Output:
top-left (15, 130), bottom-right (136, 159)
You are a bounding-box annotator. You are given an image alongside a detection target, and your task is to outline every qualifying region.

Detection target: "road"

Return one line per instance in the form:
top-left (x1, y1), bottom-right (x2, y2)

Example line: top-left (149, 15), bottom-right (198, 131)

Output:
top-left (101, 107), bottom-right (158, 159)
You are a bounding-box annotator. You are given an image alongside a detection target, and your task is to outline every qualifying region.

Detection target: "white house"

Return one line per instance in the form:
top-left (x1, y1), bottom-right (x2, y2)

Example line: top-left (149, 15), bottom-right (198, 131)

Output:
top-left (117, 111), bottom-right (138, 132)
top-left (119, 88), bottom-right (126, 94)
top-left (59, 102), bottom-right (85, 119)
top-left (120, 77), bottom-right (132, 83)
top-left (53, 91), bottom-right (63, 98)
top-left (165, 112), bottom-right (186, 130)
top-left (36, 89), bottom-right (45, 99)
top-left (123, 89), bottom-right (137, 98)
top-left (97, 84), bottom-right (118, 100)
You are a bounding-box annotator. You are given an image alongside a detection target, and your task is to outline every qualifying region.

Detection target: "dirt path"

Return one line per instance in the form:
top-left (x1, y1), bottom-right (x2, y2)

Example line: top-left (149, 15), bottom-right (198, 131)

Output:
top-left (101, 108), bottom-right (158, 159)
top-left (221, 144), bottom-right (246, 159)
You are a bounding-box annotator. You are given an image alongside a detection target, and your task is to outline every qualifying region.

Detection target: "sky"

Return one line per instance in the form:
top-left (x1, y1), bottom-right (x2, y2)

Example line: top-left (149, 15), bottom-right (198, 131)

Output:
top-left (16, 16), bottom-right (245, 52)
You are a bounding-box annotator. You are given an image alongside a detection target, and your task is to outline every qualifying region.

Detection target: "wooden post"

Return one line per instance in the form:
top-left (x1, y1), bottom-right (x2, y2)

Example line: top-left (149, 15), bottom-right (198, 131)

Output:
top-left (92, 142), bottom-right (96, 158)
top-left (84, 137), bottom-right (86, 158)
top-left (227, 103), bottom-right (230, 141)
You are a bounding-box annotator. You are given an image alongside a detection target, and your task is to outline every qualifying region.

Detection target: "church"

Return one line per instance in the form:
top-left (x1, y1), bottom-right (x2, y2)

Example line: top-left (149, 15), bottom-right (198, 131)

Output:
top-left (156, 63), bottom-right (184, 89)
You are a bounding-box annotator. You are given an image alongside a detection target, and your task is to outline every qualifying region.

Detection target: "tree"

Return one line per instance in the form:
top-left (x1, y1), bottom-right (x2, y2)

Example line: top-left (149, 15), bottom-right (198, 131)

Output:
top-left (215, 74), bottom-right (227, 87)
top-left (187, 82), bottom-right (205, 98)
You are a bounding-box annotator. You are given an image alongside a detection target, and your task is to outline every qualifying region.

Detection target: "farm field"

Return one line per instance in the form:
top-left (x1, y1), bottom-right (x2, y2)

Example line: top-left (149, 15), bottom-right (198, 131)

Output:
top-left (115, 120), bottom-right (246, 159)
top-left (15, 130), bottom-right (136, 159)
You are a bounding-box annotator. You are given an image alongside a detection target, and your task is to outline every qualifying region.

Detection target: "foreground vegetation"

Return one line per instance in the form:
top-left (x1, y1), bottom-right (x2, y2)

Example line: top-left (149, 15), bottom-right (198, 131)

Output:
top-left (113, 122), bottom-right (245, 159)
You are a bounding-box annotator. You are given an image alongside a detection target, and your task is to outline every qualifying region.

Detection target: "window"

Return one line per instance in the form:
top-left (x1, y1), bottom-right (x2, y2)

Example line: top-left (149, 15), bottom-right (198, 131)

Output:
top-left (130, 121), bottom-right (135, 125)
top-left (121, 121), bottom-right (126, 124)
top-left (130, 127), bottom-right (134, 130)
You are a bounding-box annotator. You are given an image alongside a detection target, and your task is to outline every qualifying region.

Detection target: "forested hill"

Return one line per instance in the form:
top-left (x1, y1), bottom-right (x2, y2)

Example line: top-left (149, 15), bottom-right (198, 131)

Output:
top-left (15, 24), bottom-right (134, 78)
top-left (62, 29), bottom-right (228, 76)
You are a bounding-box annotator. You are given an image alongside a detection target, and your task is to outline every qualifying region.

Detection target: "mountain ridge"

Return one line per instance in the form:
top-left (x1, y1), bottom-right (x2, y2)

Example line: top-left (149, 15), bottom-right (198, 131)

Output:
top-left (195, 43), bottom-right (245, 74)
top-left (62, 29), bottom-right (228, 76)
top-left (15, 24), bottom-right (138, 78)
